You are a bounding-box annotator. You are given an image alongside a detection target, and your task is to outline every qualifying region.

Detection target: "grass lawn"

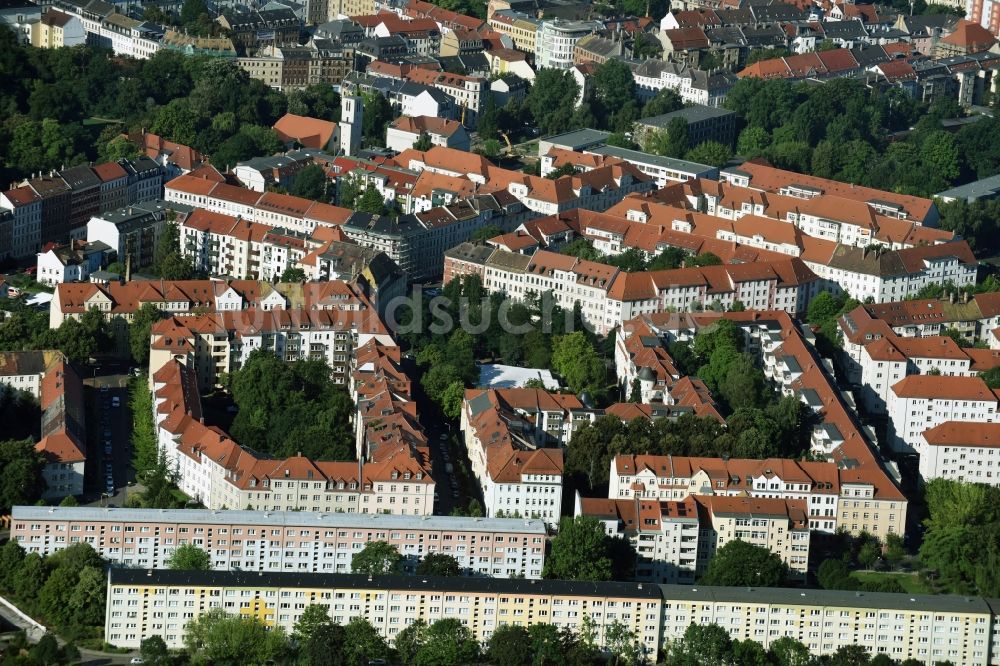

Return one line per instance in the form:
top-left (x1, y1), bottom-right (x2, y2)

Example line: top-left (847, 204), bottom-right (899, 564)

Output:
top-left (850, 571), bottom-right (934, 594)
top-left (82, 116), bottom-right (122, 126)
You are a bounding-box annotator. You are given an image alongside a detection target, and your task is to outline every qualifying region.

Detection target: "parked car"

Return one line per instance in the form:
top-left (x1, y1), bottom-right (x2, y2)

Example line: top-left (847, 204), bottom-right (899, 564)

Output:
top-left (100, 386), bottom-right (109, 393)
top-left (111, 396), bottom-right (120, 408)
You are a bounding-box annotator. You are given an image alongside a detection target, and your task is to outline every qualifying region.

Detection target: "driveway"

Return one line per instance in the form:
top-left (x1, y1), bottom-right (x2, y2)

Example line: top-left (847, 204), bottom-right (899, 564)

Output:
top-left (82, 368), bottom-right (137, 507)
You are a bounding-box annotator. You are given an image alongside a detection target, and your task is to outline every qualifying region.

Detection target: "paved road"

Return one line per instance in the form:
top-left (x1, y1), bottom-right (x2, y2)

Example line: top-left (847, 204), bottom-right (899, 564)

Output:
top-left (83, 368), bottom-right (136, 507)
top-left (0, 594), bottom-right (138, 665)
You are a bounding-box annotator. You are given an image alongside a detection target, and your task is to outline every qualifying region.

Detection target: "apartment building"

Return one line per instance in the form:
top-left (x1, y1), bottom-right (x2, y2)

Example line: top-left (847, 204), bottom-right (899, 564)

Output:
top-left (614, 310), bottom-right (908, 538)
top-left (165, 172), bottom-right (351, 236)
top-left (445, 244), bottom-right (819, 335)
top-left (576, 494), bottom-right (810, 583)
top-left (536, 19), bottom-right (601, 69)
top-left (845, 329), bottom-right (998, 415)
top-left (146, 281), bottom-right (393, 388)
top-left (460, 389), bottom-right (573, 527)
top-left (87, 200), bottom-right (191, 271)
top-left (35, 240), bottom-right (109, 286)
top-left (236, 40), bottom-right (354, 92)
top-left (0, 186), bottom-right (42, 259)
top-left (721, 161), bottom-right (939, 225)
top-left (488, 9), bottom-right (540, 52)
top-left (633, 106), bottom-right (738, 149)
top-left (105, 570), bottom-right (1000, 664)
top-left (887, 375), bottom-right (998, 454)
top-left (0, 352), bottom-right (86, 500)
top-left (178, 209), bottom-right (303, 281)
top-left (152, 359), bottom-right (433, 516)
top-left (540, 144), bottom-right (718, 188)
top-left (919, 421), bottom-right (1000, 485)
top-left (30, 9), bottom-right (85, 47)
top-left (104, 570), bottom-right (664, 653)
top-left (630, 58), bottom-right (738, 106)
top-left (12, 507), bottom-right (546, 578)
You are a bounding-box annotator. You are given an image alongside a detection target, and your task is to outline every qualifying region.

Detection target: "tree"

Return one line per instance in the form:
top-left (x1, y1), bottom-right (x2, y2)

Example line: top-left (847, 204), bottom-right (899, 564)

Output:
top-left (547, 162), bottom-right (579, 179)
top-left (0, 438), bottom-right (46, 512)
top-left (470, 224), bottom-right (502, 242)
top-left (416, 552), bottom-right (462, 577)
top-left (642, 89), bottom-right (683, 118)
top-left (342, 617), bottom-right (391, 666)
top-left (544, 516), bottom-right (614, 581)
top-left (413, 618), bottom-right (479, 666)
top-left (351, 541), bottom-right (402, 575)
top-left (486, 625), bottom-right (531, 666)
top-left (685, 141), bottom-right (732, 167)
top-left (140, 635), bottom-right (170, 665)
top-left (700, 540), bottom-right (789, 587)
top-left (185, 608), bottom-right (289, 665)
top-left (551, 331), bottom-right (605, 396)
top-left (737, 126), bottom-right (771, 158)
top-left (0, 540), bottom-right (25, 591)
top-left (858, 541), bottom-right (879, 570)
top-left (301, 622), bottom-right (348, 666)
top-left (68, 566), bottom-right (106, 626)
top-left (526, 69), bottom-right (580, 136)
top-left (101, 136), bottom-right (142, 162)
top-left (644, 117), bottom-right (689, 158)
top-left (167, 543), bottom-right (212, 570)
top-left (153, 221), bottom-right (193, 279)
top-left (665, 623), bottom-right (734, 666)
top-left (290, 163), bottom-right (328, 201)
top-left (356, 185), bottom-right (386, 215)
top-left (394, 619), bottom-right (427, 665)
top-left (605, 620), bottom-right (643, 666)
top-left (689, 252), bottom-right (722, 267)
top-left (769, 637), bottom-right (812, 666)
top-left (280, 266), bottom-right (306, 282)
top-left (359, 93), bottom-right (393, 147)
top-left (884, 532), bottom-right (905, 570)
top-left (592, 59), bottom-right (636, 129)
top-left (293, 604), bottom-right (334, 643)
top-left (130, 302), bottom-right (163, 367)
top-left (412, 132), bottom-right (433, 151)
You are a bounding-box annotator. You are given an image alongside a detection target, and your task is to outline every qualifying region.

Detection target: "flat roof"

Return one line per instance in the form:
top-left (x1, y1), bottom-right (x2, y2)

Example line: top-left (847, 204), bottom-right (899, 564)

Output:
top-left (590, 145), bottom-right (716, 175)
top-left (478, 364), bottom-right (560, 390)
top-left (11, 506), bottom-right (547, 534)
top-left (936, 173), bottom-right (1000, 202)
top-left (637, 105), bottom-right (736, 128)
top-left (541, 128), bottom-right (611, 151)
top-left (108, 569), bottom-right (662, 599)
top-left (657, 584), bottom-right (993, 615)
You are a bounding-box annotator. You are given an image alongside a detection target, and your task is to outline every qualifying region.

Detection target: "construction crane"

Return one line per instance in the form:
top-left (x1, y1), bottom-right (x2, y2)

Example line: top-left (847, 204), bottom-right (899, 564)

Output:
top-left (500, 132), bottom-right (513, 155)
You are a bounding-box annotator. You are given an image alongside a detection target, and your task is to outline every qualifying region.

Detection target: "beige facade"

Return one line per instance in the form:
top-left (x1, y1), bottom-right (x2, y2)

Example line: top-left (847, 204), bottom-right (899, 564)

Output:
top-left (105, 570), bottom-right (664, 654)
top-left (105, 569), bottom-right (1000, 665)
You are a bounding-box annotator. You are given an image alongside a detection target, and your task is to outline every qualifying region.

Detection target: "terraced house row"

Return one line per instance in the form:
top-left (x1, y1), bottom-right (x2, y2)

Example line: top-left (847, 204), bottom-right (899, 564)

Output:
top-left (103, 569), bottom-right (1000, 665)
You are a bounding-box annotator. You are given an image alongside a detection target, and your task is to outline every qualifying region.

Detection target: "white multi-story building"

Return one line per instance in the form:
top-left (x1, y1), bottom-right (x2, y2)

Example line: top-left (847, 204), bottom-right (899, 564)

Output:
top-left (35, 240), bottom-right (107, 286)
top-left (887, 375), bottom-right (998, 454)
top-left (104, 569), bottom-right (665, 652)
top-left (460, 389), bottom-right (576, 528)
top-left (0, 186), bottom-right (42, 259)
top-left (535, 19), bottom-right (600, 69)
top-left (919, 421), bottom-right (1000, 485)
top-left (12, 506), bottom-right (547, 578)
top-left (577, 493), bottom-right (810, 582)
top-left (630, 59), bottom-right (737, 106)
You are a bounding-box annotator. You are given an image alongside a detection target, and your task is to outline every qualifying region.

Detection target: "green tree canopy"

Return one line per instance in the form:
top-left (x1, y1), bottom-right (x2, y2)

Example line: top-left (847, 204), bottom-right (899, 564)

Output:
top-left (351, 541), bottom-right (403, 575)
top-left (184, 608), bottom-right (289, 665)
top-left (167, 543), bottom-right (212, 570)
top-left (544, 516), bottom-right (616, 581)
top-left (290, 163), bottom-right (328, 201)
top-left (416, 552), bottom-right (462, 577)
top-left (699, 540), bottom-right (789, 587)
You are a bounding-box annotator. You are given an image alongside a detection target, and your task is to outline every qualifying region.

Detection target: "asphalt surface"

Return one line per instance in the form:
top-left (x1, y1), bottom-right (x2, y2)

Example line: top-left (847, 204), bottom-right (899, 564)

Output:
top-left (83, 367), bottom-right (137, 507)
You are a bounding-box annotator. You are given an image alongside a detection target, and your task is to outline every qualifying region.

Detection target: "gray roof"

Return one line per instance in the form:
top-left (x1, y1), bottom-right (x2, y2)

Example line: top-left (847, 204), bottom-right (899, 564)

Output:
top-left (637, 104), bottom-right (736, 128)
top-left (11, 505), bottom-right (548, 534)
top-left (110, 568), bottom-right (661, 599)
top-left (444, 241), bottom-right (496, 266)
top-left (936, 173), bottom-right (1000, 202)
top-left (59, 164), bottom-right (101, 191)
top-left (658, 584), bottom-right (993, 615)
top-left (542, 128), bottom-right (611, 151)
top-left (590, 145), bottom-right (716, 176)
top-left (822, 20), bottom-right (868, 39)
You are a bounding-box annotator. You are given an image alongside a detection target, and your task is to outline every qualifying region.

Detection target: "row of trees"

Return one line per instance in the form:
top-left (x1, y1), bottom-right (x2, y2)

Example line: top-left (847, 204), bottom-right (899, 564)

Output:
top-left (228, 350), bottom-right (355, 461)
top-left (561, 239), bottom-right (724, 274)
top-left (0, 542), bottom-right (105, 642)
top-left (175, 603), bottom-right (644, 666)
top-left (0, 300), bottom-right (112, 364)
